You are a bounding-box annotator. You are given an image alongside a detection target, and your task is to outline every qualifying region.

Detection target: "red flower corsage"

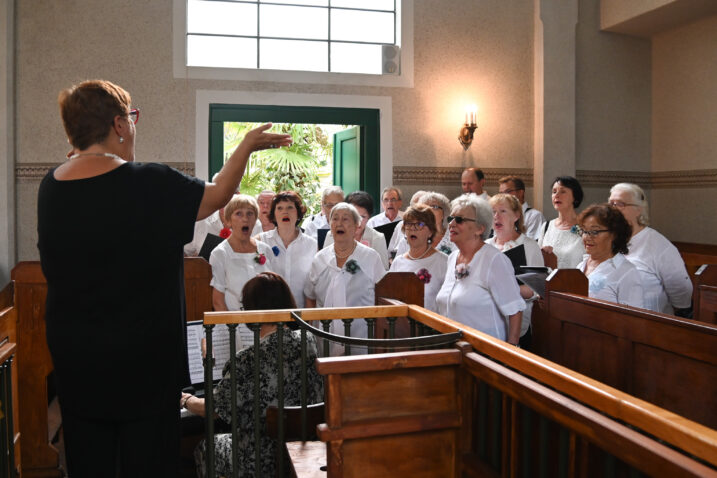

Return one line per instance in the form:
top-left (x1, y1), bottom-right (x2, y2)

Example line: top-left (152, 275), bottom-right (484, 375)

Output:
top-left (416, 268), bottom-right (431, 284)
top-left (255, 252), bottom-right (267, 265)
top-left (219, 227), bottom-right (231, 239)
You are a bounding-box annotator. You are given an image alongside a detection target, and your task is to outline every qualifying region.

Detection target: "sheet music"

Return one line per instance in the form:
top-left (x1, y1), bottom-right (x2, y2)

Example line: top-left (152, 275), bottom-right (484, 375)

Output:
top-left (186, 322), bottom-right (252, 385)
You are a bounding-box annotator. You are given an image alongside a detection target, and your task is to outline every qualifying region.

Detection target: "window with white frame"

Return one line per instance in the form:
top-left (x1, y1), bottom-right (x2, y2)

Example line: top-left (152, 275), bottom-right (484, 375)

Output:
top-left (186, 0), bottom-right (401, 75)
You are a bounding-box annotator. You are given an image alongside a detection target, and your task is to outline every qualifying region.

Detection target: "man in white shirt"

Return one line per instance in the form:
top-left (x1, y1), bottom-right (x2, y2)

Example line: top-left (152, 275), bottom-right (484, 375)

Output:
top-left (498, 175), bottom-right (545, 241)
top-left (367, 186), bottom-right (404, 228)
top-left (461, 168), bottom-right (490, 200)
top-left (303, 185), bottom-right (344, 240)
top-left (253, 190), bottom-right (275, 235)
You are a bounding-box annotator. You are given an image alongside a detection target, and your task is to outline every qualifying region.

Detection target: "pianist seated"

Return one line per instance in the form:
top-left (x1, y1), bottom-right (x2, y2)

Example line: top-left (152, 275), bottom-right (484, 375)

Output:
top-left (576, 204), bottom-right (644, 308)
top-left (183, 272), bottom-right (323, 477)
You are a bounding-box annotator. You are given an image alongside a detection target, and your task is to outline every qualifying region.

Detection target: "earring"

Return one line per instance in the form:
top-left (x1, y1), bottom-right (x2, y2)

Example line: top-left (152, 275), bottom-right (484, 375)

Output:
top-left (427, 238), bottom-right (433, 244)
top-left (119, 136), bottom-right (124, 144)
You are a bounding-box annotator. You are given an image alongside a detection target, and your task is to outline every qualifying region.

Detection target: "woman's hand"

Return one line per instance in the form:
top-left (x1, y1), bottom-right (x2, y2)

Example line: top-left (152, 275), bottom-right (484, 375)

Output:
top-left (181, 392), bottom-right (206, 417)
top-left (541, 245), bottom-right (553, 254)
top-left (242, 123), bottom-right (293, 153)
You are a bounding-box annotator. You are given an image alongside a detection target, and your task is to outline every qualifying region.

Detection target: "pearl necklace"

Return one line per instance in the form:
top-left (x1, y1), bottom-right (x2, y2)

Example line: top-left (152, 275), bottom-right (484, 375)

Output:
top-left (407, 244), bottom-right (432, 261)
top-left (69, 152), bottom-right (123, 161)
top-left (334, 241), bottom-right (357, 259)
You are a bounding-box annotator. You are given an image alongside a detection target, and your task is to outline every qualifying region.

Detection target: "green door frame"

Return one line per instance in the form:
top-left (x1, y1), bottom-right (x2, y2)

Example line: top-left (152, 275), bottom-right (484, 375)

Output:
top-left (208, 104), bottom-right (381, 202)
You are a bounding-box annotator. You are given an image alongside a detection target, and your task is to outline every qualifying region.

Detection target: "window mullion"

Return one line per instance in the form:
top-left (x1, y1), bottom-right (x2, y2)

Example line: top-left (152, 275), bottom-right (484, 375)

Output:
top-left (256, 1), bottom-right (260, 69)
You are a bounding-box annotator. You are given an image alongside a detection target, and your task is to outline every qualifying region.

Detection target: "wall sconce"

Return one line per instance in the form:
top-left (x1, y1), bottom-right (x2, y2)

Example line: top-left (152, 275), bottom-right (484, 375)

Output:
top-left (458, 104), bottom-right (478, 151)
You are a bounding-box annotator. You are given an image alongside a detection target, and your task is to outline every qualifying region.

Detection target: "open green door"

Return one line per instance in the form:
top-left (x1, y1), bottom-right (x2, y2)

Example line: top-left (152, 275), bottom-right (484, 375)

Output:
top-left (333, 126), bottom-right (362, 194)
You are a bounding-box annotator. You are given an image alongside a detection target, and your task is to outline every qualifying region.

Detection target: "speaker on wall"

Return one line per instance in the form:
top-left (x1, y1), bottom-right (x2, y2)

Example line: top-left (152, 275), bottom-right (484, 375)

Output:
top-left (382, 44), bottom-right (401, 75)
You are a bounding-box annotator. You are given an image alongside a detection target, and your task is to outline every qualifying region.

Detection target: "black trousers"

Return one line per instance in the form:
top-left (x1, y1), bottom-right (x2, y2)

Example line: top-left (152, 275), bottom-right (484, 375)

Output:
top-left (61, 400), bottom-right (181, 478)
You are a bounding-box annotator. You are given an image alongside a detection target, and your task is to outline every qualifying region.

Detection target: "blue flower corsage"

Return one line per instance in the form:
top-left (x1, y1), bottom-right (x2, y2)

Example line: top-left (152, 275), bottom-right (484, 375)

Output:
top-left (570, 225), bottom-right (581, 235)
top-left (439, 245), bottom-right (452, 255)
top-left (272, 245), bottom-right (280, 257)
top-left (345, 259), bottom-right (360, 275)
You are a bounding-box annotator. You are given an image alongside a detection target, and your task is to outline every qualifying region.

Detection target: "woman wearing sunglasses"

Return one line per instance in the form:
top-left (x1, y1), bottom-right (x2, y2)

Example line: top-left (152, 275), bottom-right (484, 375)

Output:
top-left (436, 194), bottom-right (525, 346)
top-left (37, 79), bottom-right (291, 474)
top-left (575, 204), bottom-right (644, 308)
top-left (388, 205), bottom-right (448, 312)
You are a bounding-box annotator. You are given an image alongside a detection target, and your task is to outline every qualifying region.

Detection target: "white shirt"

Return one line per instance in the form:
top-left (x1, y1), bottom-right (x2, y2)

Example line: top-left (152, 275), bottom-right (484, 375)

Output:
top-left (522, 203), bottom-right (546, 242)
top-left (538, 220), bottom-right (585, 269)
top-left (184, 210), bottom-right (224, 256)
top-left (209, 240), bottom-right (274, 347)
top-left (251, 219), bottom-right (264, 237)
top-left (257, 229), bottom-right (318, 308)
top-left (324, 226), bottom-right (389, 270)
top-left (304, 242), bottom-right (386, 348)
top-left (366, 210), bottom-right (403, 229)
top-left (486, 234), bottom-right (543, 336)
top-left (302, 212), bottom-right (329, 241)
top-left (389, 251), bottom-right (449, 312)
top-left (625, 227), bottom-right (692, 314)
top-left (436, 244), bottom-right (526, 341)
top-left (576, 253), bottom-right (644, 309)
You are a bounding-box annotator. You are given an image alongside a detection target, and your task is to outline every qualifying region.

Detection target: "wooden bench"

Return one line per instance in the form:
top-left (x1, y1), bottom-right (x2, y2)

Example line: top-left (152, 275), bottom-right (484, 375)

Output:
top-left (532, 269), bottom-right (717, 429)
top-left (7, 258), bottom-right (213, 477)
top-left (0, 281), bottom-right (20, 476)
top-left (696, 264), bottom-right (717, 325)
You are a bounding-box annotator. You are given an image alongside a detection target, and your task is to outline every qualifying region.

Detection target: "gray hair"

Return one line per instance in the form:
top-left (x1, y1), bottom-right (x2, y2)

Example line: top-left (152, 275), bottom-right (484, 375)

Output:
top-left (322, 185), bottom-right (344, 201)
top-left (409, 190), bottom-right (427, 205)
top-left (382, 186), bottom-right (402, 201)
top-left (610, 182), bottom-right (649, 226)
top-left (329, 202), bottom-right (361, 226)
top-left (450, 194), bottom-right (493, 240)
top-left (419, 191), bottom-right (451, 230)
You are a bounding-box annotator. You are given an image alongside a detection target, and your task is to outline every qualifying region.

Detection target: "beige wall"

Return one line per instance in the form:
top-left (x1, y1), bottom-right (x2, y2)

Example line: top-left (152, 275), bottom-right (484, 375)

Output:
top-left (650, 14), bottom-right (717, 242)
top-left (14, 0), bottom-right (536, 262)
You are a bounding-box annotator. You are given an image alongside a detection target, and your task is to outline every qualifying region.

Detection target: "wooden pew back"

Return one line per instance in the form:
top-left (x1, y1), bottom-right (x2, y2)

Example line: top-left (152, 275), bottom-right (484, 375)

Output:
top-left (673, 241), bottom-right (717, 279)
top-left (696, 264), bottom-right (717, 325)
top-left (533, 269), bottom-right (717, 429)
top-left (0, 282), bottom-right (20, 476)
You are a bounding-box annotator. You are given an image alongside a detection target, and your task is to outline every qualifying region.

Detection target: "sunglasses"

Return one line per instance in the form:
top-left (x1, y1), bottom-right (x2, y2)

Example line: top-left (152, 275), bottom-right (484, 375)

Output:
top-left (448, 215), bottom-right (476, 225)
top-left (129, 108), bottom-right (140, 124)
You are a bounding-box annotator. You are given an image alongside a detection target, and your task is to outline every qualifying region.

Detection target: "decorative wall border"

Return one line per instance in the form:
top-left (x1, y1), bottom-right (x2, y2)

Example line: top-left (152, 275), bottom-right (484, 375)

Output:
top-left (16, 163), bottom-right (717, 189)
top-left (15, 162), bottom-right (195, 180)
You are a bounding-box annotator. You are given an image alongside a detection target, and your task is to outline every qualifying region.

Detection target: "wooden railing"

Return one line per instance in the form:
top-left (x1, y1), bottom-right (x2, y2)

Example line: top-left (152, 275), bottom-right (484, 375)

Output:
top-left (532, 269), bottom-right (717, 429)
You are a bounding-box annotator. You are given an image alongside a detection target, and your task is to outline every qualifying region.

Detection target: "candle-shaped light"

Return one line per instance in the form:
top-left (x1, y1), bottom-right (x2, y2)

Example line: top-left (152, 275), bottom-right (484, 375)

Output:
top-left (467, 104), bottom-right (478, 126)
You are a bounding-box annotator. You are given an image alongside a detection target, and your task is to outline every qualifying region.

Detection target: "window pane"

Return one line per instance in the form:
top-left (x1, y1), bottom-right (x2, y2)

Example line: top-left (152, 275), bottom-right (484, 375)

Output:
top-left (187, 35), bottom-right (258, 68)
top-left (260, 5), bottom-right (328, 40)
top-left (187, 0), bottom-right (257, 36)
top-left (332, 0), bottom-right (395, 11)
top-left (264, 0), bottom-right (328, 6)
top-left (260, 39), bottom-right (328, 71)
top-left (331, 43), bottom-right (382, 74)
top-left (331, 9), bottom-right (394, 43)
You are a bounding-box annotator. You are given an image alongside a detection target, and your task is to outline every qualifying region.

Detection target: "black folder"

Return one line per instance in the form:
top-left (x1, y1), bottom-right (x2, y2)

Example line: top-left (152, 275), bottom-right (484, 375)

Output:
top-left (198, 233), bottom-right (225, 262)
top-left (317, 228), bottom-right (330, 250)
top-left (503, 244), bottom-right (527, 275)
top-left (374, 221), bottom-right (400, 249)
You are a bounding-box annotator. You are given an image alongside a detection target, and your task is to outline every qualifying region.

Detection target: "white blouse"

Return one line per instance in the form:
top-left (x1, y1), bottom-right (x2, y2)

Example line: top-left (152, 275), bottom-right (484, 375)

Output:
top-left (625, 227), bottom-right (692, 314)
top-left (538, 220), bottom-right (585, 269)
top-left (389, 251), bottom-right (449, 312)
top-left (394, 230), bottom-right (457, 258)
top-left (209, 240), bottom-right (274, 347)
top-left (257, 229), bottom-right (317, 308)
top-left (576, 253), bottom-right (644, 308)
top-left (304, 242), bottom-right (386, 346)
top-left (324, 226), bottom-right (389, 270)
top-left (435, 244), bottom-right (526, 341)
top-left (486, 234), bottom-right (544, 337)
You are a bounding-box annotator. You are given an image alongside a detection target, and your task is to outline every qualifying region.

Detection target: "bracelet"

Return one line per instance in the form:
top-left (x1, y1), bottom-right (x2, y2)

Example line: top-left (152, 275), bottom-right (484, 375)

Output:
top-left (181, 395), bottom-right (192, 409)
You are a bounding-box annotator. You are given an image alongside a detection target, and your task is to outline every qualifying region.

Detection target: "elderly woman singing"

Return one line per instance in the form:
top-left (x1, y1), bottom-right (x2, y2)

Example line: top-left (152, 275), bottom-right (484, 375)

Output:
top-left (576, 204), bottom-right (644, 308)
top-left (608, 183), bottom-right (692, 316)
top-left (436, 195), bottom-right (525, 345)
top-left (304, 203), bottom-right (386, 348)
top-left (389, 204), bottom-right (449, 312)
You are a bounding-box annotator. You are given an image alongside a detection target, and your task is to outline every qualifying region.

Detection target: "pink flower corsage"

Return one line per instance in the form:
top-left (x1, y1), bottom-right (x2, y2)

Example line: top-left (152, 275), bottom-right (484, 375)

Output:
top-left (255, 252), bottom-right (267, 265)
top-left (455, 263), bottom-right (469, 280)
top-left (416, 268), bottom-right (431, 284)
top-left (219, 227), bottom-right (231, 239)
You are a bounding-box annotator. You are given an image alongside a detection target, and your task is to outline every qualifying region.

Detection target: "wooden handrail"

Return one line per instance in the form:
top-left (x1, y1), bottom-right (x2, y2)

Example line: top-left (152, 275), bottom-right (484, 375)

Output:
top-left (405, 304), bottom-right (717, 467)
top-left (203, 305), bottom-right (409, 325)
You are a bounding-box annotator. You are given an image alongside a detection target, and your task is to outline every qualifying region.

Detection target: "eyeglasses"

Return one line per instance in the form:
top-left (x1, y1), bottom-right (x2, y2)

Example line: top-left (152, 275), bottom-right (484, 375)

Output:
top-left (427, 204), bottom-right (443, 210)
top-left (383, 198), bottom-right (400, 203)
top-left (579, 229), bottom-right (609, 237)
top-left (129, 108), bottom-right (140, 124)
top-left (403, 221), bottom-right (426, 230)
top-left (322, 202), bottom-right (338, 209)
top-left (609, 201), bottom-right (638, 208)
top-left (500, 188), bottom-right (519, 194)
top-left (448, 215), bottom-right (476, 225)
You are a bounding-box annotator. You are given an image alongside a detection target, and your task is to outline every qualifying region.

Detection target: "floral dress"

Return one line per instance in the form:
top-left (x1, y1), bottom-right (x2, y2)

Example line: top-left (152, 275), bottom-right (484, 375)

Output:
top-left (195, 329), bottom-right (324, 477)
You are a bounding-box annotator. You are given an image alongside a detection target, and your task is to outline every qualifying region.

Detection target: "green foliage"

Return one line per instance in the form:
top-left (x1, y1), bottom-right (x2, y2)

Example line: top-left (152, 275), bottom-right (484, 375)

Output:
top-left (224, 122), bottom-right (334, 215)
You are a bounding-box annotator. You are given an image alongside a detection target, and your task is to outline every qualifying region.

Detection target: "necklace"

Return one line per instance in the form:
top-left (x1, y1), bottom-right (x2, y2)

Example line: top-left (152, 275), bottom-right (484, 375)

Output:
top-left (407, 244), bottom-right (431, 261)
top-left (334, 241), bottom-right (357, 259)
top-left (69, 152), bottom-right (123, 161)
